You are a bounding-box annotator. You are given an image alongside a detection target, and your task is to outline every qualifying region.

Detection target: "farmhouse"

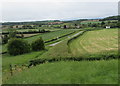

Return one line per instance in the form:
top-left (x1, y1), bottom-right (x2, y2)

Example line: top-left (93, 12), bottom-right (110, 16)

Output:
top-left (106, 26), bottom-right (111, 29)
top-left (13, 25), bottom-right (23, 28)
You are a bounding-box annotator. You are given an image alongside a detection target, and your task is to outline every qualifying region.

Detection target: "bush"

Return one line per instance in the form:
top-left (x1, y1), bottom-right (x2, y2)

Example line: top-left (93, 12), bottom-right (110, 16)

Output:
top-left (9, 30), bottom-right (17, 38)
top-left (32, 37), bottom-right (45, 51)
top-left (8, 38), bottom-right (31, 56)
top-left (1, 35), bottom-right (9, 44)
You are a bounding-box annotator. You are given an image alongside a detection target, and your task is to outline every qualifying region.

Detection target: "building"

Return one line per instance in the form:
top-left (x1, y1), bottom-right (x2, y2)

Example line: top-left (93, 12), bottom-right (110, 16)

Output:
top-left (106, 26), bottom-right (111, 29)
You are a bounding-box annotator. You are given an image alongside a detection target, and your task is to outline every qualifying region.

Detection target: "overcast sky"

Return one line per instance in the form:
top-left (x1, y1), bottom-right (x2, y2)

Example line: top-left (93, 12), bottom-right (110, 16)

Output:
top-left (1, 0), bottom-right (119, 22)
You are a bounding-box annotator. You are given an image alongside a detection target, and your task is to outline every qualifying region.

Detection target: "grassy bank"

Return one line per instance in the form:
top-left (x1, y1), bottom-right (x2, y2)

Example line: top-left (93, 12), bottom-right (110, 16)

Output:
top-left (4, 60), bottom-right (118, 84)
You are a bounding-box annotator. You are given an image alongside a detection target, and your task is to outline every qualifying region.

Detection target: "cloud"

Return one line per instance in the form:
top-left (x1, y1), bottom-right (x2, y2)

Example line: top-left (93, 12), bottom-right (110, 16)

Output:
top-left (1, 0), bottom-right (119, 2)
top-left (1, 1), bottom-right (118, 22)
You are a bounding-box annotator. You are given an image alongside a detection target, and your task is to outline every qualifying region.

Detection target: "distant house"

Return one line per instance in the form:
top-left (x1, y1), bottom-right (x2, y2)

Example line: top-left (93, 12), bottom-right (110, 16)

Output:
top-left (13, 25), bottom-right (23, 28)
top-left (76, 26), bottom-right (80, 28)
top-left (106, 26), bottom-right (111, 29)
top-left (48, 22), bottom-right (63, 25)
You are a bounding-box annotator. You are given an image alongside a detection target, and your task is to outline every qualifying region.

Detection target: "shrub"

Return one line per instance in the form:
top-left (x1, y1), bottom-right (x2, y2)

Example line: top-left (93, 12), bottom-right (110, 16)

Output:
top-left (1, 35), bottom-right (9, 44)
top-left (9, 30), bottom-right (17, 38)
top-left (41, 29), bottom-right (45, 33)
top-left (8, 38), bottom-right (31, 56)
top-left (32, 37), bottom-right (45, 51)
top-left (21, 33), bottom-right (24, 38)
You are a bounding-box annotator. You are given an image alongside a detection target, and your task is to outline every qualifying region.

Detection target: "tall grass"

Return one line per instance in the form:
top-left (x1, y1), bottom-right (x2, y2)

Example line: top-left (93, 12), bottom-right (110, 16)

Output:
top-left (4, 60), bottom-right (118, 84)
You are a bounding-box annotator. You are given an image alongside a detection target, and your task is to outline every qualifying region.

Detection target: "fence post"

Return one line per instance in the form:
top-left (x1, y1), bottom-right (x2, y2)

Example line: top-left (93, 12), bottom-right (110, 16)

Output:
top-left (9, 64), bottom-right (13, 76)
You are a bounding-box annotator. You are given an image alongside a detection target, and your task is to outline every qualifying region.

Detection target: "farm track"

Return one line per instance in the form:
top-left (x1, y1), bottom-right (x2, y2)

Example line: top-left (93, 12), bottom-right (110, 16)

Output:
top-left (48, 31), bottom-right (84, 46)
top-left (2, 29), bottom-right (119, 83)
top-left (28, 29), bottom-right (118, 67)
top-left (1, 30), bottom-right (78, 54)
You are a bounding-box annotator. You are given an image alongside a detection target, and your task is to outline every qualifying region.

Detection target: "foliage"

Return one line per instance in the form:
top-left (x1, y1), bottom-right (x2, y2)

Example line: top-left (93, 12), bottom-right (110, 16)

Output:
top-left (63, 25), bottom-right (67, 29)
top-left (21, 33), bottom-right (24, 38)
top-left (9, 30), bottom-right (17, 38)
top-left (101, 15), bottom-right (119, 21)
top-left (7, 38), bottom-right (31, 55)
top-left (31, 37), bottom-right (45, 51)
top-left (1, 35), bottom-right (9, 44)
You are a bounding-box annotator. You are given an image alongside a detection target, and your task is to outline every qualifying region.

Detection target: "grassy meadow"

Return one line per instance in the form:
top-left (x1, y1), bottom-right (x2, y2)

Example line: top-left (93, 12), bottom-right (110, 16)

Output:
top-left (2, 27), bottom-right (119, 84)
top-left (24, 29), bottom-right (79, 43)
top-left (4, 60), bottom-right (118, 84)
top-left (1, 29), bottom-right (79, 53)
top-left (2, 29), bottom-right (80, 81)
top-left (68, 29), bottom-right (118, 57)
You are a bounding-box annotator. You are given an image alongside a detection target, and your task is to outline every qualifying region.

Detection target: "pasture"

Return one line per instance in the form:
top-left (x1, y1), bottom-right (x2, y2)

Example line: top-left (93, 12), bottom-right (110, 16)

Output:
top-left (2, 28), bottom-right (119, 84)
top-left (2, 28), bottom-right (61, 33)
top-left (4, 60), bottom-right (118, 84)
top-left (1, 29), bottom-right (79, 53)
top-left (2, 29), bottom-right (80, 81)
top-left (68, 29), bottom-right (118, 57)
top-left (36, 29), bottom-right (118, 61)
top-left (24, 29), bottom-right (79, 43)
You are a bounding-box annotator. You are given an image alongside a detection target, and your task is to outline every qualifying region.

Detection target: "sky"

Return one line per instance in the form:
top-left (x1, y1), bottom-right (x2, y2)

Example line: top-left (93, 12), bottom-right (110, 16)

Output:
top-left (1, 0), bottom-right (119, 22)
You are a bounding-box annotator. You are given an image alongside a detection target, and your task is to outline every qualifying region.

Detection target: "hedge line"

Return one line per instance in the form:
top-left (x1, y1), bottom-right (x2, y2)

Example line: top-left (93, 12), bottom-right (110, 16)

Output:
top-left (28, 54), bottom-right (119, 67)
top-left (67, 31), bottom-right (86, 45)
top-left (44, 31), bottom-right (76, 43)
top-left (2, 31), bottom-right (50, 35)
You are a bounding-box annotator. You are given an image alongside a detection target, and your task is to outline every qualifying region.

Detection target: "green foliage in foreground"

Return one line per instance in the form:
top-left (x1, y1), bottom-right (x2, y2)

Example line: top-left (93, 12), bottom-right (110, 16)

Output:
top-left (8, 38), bottom-right (31, 56)
top-left (2, 50), bottom-right (46, 70)
top-left (4, 60), bottom-right (118, 84)
top-left (2, 50), bottom-right (46, 83)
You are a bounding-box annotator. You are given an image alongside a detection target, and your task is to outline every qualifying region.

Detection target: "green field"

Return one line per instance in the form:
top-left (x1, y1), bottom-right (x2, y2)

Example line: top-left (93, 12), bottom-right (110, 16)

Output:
top-left (36, 29), bottom-right (118, 60)
top-left (2, 29), bottom-right (80, 70)
top-left (68, 29), bottom-right (118, 57)
top-left (4, 60), bottom-right (118, 84)
top-left (2, 50), bottom-right (46, 81)
top-left (24, 29), bottom-right (78, 43)
top-left (2, 28), bottom-right (119, 84)
top-left (2, 28), bottom-right (61, 33)
top-left (1, 29), bottom-right (79, 53)
top-left (2, 29), bottom-right (80, 81)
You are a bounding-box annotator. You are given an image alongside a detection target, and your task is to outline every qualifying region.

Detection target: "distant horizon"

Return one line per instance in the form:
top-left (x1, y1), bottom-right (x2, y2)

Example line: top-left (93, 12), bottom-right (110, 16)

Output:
top-left (1, 15), bottom-right (118, 23)
top-left (2, 1), bottom-right (118, 23)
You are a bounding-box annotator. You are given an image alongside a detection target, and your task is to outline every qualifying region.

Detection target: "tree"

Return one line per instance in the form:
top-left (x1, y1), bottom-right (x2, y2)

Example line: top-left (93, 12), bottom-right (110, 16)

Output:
top-left (8, 38), bottom-right (31, 56)
top-left (63, 25), bottom-right (67, 29)
top-left (31, 37), bottom-right (45, 51)
top-left (92, 24), bottom-right (97, 27)
top-left (108, 21), bottom-right (111, 24)
top-left (2, 35), bottom-right (9, 44)
top-left (41, 29), bottom-right (45, 33)
top-left (9, 30), bottom-right (17, 38)
top-left (101, 21), bottom-right (105, 26)
top-left (75, 24), bottom-right (77, 26)
top-left (21, 33), bottom-right (24, 38)
top-left (117, 22), bottom-right (120, 28)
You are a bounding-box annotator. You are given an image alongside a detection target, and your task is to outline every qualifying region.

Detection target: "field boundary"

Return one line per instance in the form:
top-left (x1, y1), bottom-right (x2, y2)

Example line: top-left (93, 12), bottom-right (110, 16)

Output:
top-left (28, 54), bottom-right (119, 67)
top-left (44, 31), bottom-right (77, 43)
